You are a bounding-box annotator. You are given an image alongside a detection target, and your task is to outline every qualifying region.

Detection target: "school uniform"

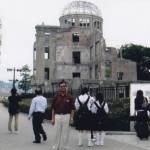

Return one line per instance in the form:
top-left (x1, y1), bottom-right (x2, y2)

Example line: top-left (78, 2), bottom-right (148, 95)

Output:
top-left (75, 94), bottom-right (95, 147)
top-left (91, 101), bottom-right (109, 131)
top-left (91, 100), bottom-right (109, 146)
top-left (75, 94), bottom-right (95, 131)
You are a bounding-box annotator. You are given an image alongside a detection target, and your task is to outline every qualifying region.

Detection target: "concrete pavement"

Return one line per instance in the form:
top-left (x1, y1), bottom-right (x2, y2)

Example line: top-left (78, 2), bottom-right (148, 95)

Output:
top-left (0, 103), bottom-right (150, 150)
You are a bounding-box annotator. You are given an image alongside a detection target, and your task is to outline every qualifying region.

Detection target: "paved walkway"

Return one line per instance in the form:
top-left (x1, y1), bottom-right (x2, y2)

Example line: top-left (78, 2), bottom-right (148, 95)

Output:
top-left (0, 103), bottom-right (150, 150)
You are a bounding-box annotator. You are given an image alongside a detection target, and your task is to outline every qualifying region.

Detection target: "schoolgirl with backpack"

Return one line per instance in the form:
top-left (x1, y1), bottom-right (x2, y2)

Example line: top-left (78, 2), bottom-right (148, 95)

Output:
top-left (91, 93), bottom-right (109, 146)
top-left (75, 87), bottom-right (95, 147)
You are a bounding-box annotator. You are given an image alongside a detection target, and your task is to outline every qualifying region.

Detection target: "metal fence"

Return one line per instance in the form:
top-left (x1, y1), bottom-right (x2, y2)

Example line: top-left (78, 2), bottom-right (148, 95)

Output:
top-left (21, 85), bottom-right (130, 101)
top-left (88, 85), bottom-right (130, 101)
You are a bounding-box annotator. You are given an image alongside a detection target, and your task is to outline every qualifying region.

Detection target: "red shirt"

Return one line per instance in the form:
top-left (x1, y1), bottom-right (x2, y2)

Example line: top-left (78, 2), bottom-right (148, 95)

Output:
top-left (51, 92), bottom-right (75, 114)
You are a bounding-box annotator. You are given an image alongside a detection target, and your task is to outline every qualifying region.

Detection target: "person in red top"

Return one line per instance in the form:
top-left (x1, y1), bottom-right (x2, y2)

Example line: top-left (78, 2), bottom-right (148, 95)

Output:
top-left (51, 80), bottom-right (75, 150)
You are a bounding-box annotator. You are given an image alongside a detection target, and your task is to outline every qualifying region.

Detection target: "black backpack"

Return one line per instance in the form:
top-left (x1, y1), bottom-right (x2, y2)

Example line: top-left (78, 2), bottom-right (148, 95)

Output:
top-left (94, 101), bottom-right (108, 122)
top-left (77, 96), bottom-right (90, 118)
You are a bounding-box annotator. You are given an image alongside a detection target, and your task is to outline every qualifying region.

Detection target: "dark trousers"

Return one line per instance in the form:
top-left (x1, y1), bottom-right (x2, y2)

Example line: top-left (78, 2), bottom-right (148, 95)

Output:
top-left (32, 112), bottom-right (46, 141)
top-left (91, 131), bottom-right (94, 139)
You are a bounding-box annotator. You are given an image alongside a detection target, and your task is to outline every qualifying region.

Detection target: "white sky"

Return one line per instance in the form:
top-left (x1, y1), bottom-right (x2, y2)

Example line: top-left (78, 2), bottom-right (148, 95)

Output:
top-left (0, 0), bottom-right (150, 82)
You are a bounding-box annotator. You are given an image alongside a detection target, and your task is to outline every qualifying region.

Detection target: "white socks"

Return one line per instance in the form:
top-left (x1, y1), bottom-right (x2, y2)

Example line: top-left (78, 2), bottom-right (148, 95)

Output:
top-left (100, 132), bottom-right (105, 145)
top-left (95, 132), bottom-right (100, 145)
top-left (78, 132), bottom-right (83, 146)
top-left (78, 133), bottom-right (93, 147)
top-left (95, 132), bottom-right (105, 146)
top-left (87, 133), bottom-right (93, 147)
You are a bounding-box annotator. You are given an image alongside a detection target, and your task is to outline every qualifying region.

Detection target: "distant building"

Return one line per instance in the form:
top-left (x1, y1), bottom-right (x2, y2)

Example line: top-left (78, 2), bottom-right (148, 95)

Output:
top-left (33, 1), bottom-right (137, 92)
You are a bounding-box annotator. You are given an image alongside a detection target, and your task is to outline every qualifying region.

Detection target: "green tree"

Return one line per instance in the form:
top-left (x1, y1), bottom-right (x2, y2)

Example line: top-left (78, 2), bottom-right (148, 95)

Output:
top-left (18, 65), bottom-right (32, 94)
top-left (121, 44), bottom-right (150, 80)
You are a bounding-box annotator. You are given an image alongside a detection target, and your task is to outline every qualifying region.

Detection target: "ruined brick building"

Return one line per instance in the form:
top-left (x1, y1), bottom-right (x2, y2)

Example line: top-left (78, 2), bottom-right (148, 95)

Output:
top-left (33, 1), bottom-right (137, 92)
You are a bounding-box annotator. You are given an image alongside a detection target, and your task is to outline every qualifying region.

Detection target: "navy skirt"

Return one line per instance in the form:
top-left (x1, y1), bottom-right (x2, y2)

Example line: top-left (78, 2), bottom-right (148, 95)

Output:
top-left (75, 111), bottom-right (93, 131)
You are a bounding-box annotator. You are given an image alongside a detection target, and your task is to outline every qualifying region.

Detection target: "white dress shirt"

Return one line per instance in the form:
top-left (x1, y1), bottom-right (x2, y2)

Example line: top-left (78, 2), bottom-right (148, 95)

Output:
top-left (75, 94), bottom-right (95, 111)
top-left (28, 95), bottom-right (47, 117)
top-left (91, 101), bottom-right (109, 114)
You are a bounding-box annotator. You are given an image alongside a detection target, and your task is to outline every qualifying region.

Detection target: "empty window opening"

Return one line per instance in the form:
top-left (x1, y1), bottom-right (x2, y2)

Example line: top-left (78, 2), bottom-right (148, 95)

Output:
top-left (34, 48), bottom-right (36, 60)
top-left (65, 18), bottom-right (75, 26)
top-left (94, 21), bottom-right (96, 28)
top-left (73, 52), bottom-right (80, 64)
top-left (45, 68), bottom-right (49, 80)
top-left (90, 46), bottom-right (93, 60)
top-left (95, 65), bottom-right (98, 79)
top-left (45, 47), bottom-right (49, 59)
top-left (97, 21), bottom-right (100, 28)
top-left (105, 47), bottom-right (111, 52)
top-left (99, 22), bottom-right (102, 30)
top-left (79, 19), bottom-right (90, 27)
top-left (65, 20), bottom-right (67, 24)
top-left (67, 18), bottom-right (72, 24)
top-left (72, 33), bottom-right (79, 43)
top-left (95, 41), bottom-right (99, 57)
top-left (33, 68), bottom-right (36, 75)
top-left (73, 72), bottom-right (80, 78)
top-left (94, 21), bottom-right (100, 29)
top-left (117, 72), bottom-right (123, 80)
top-left (105, 60), bottom-right (111, 77)
top-left (87, 19), bottom-right (90, 27)
top-left (90, 68), bottom-right (92, 79)
top-left (72, 19), bottom-right (75, 26)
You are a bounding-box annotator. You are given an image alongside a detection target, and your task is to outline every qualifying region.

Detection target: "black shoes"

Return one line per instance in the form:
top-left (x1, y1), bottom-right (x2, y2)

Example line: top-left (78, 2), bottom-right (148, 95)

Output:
top-left (42, 133), bottom-right (47, 141)
top-left (33, 133), bottom-right (47, 143)
top-left (33, 140), bottom-right (41, 144)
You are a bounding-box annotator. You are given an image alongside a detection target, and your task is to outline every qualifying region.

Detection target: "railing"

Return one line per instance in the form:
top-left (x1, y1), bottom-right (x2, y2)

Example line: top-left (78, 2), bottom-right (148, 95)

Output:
top-left (88, 85), bottom-right (130, 101)
top-left (21, 85), bottom-right (130, 101)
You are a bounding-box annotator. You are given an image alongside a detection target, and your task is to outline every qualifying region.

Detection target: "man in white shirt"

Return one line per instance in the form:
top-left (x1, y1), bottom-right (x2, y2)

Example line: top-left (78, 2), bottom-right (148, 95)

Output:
top-left (28, 88), bottom-right (47, 143)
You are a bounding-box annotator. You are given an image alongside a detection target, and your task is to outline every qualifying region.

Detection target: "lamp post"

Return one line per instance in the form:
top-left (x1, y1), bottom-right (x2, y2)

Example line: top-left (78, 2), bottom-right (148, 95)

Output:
top-left (7, 67), bottom-right (22, 88)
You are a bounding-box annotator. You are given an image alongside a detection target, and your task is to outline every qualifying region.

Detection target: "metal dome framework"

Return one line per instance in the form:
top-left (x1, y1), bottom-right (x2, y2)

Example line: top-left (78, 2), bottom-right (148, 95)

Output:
top-left (61, 0), bottom-right (102, 17)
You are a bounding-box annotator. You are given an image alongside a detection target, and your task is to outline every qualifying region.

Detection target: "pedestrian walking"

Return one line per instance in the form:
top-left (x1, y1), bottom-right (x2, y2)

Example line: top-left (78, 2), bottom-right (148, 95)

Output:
top-left (75, 87), bottom-right (95, 147)
top-left (51, 80), bottom-right (75, 150)
top-left (91, 92), bottom-right (109, 146)
top-left (134, 90), bottom-right (148, 121)
top-left (8, 88), bottom-right (21, 134)
top-left (28, 88), bottom-right (47, 143)
top-left (134, 90), bottom-right (149, 140)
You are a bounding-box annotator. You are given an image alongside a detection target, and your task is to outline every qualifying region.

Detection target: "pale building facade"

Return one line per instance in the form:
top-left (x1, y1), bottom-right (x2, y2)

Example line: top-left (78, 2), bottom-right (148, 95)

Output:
top-left (33, 1), bottom-right (137, 92)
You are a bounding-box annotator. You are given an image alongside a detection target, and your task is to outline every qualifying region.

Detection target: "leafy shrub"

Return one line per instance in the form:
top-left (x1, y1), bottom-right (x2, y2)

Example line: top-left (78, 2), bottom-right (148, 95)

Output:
top-left (107, 98), bottom-right (130, 131)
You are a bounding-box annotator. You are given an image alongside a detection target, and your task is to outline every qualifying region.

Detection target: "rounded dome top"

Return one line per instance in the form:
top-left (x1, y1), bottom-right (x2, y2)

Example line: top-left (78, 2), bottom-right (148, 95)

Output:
top-left (61, 0), bottom-right (102, 17)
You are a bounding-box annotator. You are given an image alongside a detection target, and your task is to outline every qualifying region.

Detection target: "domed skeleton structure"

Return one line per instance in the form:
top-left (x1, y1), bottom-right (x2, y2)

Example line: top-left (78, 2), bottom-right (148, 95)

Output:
top-left (61, 0), bottom-right (102, 17)
top-left (33, 0), bottom-right (137, 93)
top-left (59, 1), bottom-right (103, 30)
